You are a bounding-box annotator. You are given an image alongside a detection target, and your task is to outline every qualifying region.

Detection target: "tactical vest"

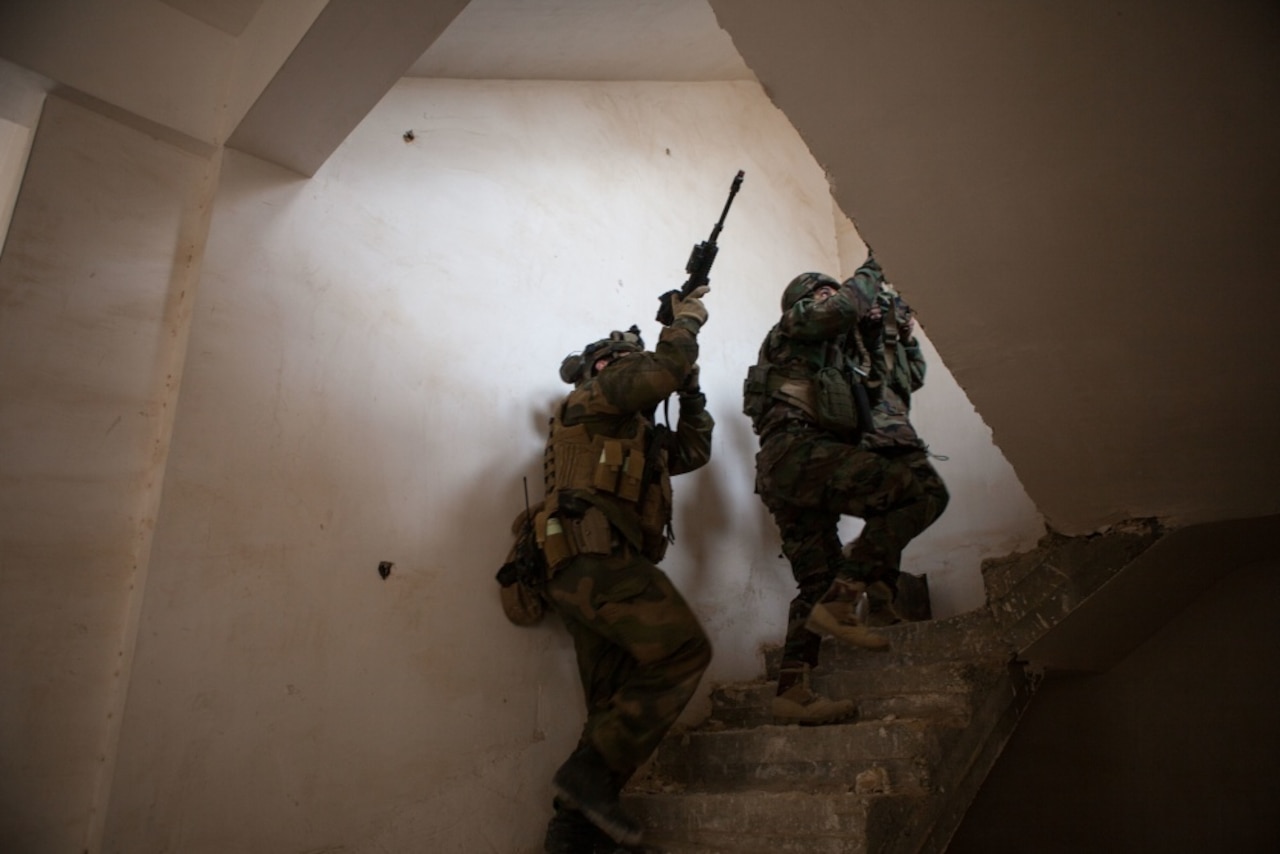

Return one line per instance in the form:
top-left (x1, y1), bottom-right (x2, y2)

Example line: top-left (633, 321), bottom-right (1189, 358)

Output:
top-left (535, 406), bottom-right (673, 572)
top-left (743, 330), bottom-right (871, 440)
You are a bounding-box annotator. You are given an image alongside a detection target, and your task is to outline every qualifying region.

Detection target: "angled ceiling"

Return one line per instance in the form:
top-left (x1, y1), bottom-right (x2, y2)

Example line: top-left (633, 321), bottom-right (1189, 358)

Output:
top-left (159, 0), bottom-right (265, 37)
top-left (405, 0), bottom-right (754, 82)
top-left (708, 0), bottom-right (1280, 533)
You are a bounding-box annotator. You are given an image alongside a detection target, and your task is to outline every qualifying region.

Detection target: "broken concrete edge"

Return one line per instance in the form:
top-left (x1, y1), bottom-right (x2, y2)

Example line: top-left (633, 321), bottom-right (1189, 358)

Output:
top-left (1014, 512), bottom-right (1280, 672)
top-left (979, 516), bottom-right (1167, 661)
top-left (981, 516), bottom-right (1166, 602)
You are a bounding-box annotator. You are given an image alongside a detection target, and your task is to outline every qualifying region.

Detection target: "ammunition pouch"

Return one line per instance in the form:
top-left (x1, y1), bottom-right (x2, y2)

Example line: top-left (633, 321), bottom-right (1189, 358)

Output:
top-left (547, 423), bottom-right (648, 505)
top-left (744, 365), bottom-right (819, 431)
top-left (745, 360), bottom-right (870, 441)
top-left (591, 438), bottom-right (646, 503)
top-left (535, 500), bottom-right (615, 573)
top-left (814, 366), bottom-right (863, 438)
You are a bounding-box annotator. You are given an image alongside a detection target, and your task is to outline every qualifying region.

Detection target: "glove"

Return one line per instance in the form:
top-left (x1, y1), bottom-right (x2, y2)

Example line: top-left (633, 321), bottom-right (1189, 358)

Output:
top-left (671, 285), bottom-right (709, 328)
top-left (859, 310), bottom-right (884, 346)
top-left (680, 364), bottom-right (701, 395)
top-left (678, 364), bottom-right (706, 412)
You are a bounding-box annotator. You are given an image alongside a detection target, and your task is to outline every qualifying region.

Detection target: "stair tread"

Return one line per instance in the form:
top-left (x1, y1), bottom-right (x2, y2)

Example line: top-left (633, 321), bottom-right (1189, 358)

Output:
top-left (646, 718), bottom-right (944, 795)
top-left (624, 789), bottom-right (922, 854)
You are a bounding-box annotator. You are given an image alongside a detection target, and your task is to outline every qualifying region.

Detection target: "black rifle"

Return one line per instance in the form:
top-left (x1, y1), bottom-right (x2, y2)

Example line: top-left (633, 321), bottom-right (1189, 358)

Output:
top-left (655, 170), bottom-right (745, 325)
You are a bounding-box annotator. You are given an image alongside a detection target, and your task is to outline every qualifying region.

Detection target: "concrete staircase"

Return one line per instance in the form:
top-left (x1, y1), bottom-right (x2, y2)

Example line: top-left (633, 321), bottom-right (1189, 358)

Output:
top-left (622, 608), bottom-right (1035, 853)
top-left (621, 519), bottom-right (1168, 853)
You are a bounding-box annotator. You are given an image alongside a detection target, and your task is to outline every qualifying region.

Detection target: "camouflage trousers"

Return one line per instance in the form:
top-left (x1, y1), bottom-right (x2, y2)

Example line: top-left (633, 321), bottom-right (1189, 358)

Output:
top-left (545, 549), bottom-right (712, 779)
top-left (755, 433), bottom-right (949, 671)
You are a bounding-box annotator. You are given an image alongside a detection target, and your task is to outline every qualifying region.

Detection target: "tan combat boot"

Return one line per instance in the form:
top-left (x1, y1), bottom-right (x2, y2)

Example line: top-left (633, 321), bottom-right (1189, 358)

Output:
top-left (771, 666), bottom-right (856, 726)
top-left (805, 579), bottom-right (891, 651)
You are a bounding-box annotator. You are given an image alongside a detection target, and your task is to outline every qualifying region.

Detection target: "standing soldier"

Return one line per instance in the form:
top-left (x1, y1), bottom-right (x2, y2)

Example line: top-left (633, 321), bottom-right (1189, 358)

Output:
top-left (852, 279), bottom-right (949, 623)
top-left (743, 253), bottom-right (948, 726)
top-left (537, 289), bottom-right (714, 853)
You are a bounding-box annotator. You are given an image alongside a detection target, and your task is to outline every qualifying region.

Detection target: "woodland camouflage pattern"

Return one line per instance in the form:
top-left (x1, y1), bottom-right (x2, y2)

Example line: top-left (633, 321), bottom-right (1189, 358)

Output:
top-left (546, 550), bottom-right (711, 775)
top-left (544, 316), bottom-right (713, 779)
top-left (748, 265), bottom-right (879, 442)
top-left (751, 258), bottom-right (948, 674)
top-left (863, 286), bottom-right (926, 450)
top-left (852, 284), bottom-right (948, 585)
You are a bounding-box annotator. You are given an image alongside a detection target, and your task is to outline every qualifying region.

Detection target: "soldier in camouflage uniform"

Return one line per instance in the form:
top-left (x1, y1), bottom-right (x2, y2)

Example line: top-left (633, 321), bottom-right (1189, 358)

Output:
top-left (853, 280), bottom-right (949, 623)
top-left (537, 288), bottom-right (714, 853)
top-left (744, 254), bottom-right (947, 726)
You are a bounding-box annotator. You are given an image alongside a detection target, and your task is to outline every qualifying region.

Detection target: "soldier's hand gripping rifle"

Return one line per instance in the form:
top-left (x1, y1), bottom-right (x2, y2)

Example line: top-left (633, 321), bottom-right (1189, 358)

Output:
top-left (654, 170), bottom-right (745, 325)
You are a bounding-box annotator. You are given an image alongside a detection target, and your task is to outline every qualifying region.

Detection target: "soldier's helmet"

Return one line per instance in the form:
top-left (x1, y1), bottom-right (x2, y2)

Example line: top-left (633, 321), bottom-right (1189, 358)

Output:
top-left (781, 272), bottom-right (839, 312)
top-left (559, 325), bottom-right (645, 385)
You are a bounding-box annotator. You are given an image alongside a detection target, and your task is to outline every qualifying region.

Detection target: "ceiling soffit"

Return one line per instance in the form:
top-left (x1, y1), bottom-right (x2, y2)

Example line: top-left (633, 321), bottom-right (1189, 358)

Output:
top-left (160, 0), bottom-right (265, 37)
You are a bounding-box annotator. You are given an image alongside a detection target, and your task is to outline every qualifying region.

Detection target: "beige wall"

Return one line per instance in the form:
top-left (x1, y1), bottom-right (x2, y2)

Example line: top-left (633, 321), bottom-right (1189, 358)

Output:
top-left (2, 72), bottom-right (1042, 854)
top-left (0, 92), bottom-right (215, 852)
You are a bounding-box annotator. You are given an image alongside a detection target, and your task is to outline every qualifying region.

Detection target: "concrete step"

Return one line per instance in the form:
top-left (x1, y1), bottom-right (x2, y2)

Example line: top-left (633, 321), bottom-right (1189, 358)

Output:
top-left (705, 679), bottom-right (972, 730)
top-left (624, 790), bottom-right (917, 854)
top-left (643, 718), bottom-right (940, 795)
top-left (628, 601), bottom-right (1041, 853)
top-left (761, 608), bottom-right (1014, 677)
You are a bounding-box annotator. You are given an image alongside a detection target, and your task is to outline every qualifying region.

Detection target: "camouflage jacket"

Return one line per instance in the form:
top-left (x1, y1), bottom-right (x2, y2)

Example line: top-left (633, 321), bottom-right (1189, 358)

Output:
top-left (547, 317), bottom-right (713, 557)
top-left (862, 301), bottom-right (926, 450)
top-left (749, 260), bottom-right (883, 441)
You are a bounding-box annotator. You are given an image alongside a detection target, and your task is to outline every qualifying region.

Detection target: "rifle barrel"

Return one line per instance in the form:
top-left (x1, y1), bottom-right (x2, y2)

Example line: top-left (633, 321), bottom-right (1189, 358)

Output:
top-left (708, 170), bottom-right (745, 241)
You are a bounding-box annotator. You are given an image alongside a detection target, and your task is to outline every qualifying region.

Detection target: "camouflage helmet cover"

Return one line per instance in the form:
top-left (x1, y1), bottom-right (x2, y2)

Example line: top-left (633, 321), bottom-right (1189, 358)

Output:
top-left (781, 272), bottom-right (840, 312)
top-left (559, 325), bottom-right (645, 385)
